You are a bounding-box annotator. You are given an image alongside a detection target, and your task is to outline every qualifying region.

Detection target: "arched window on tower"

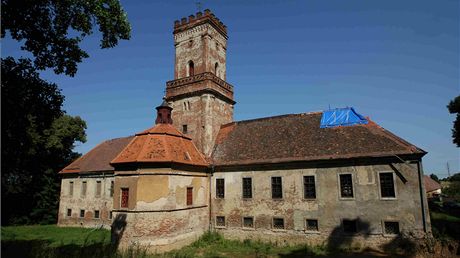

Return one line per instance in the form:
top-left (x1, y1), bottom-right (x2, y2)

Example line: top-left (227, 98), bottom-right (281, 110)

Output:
top-left (188, 61), bottom-right (194, 77)
top-left (214, 62), bottom-right (219, 77)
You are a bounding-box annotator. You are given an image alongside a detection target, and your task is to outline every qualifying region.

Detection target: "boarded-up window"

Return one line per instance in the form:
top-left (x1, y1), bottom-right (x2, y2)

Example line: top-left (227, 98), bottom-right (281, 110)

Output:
top-left (339, 174), bottom-right (353, 198)
top-left (110, 181), bottom-right (114, 197)
top-left (379, 173), bottom-right (395, 198)
top-left (242, 178), bottom-right (252, 199)
top-left (96, 181), bottom-right (102, 197)
top-left (121, 188), bottom-right (129, 208)
top-left (187, 187), bottom-right (193, 205)
top-left (271, 177), bottom-right (283, 199)
top-left (81, 181), bottom-right (87, 197)
top-left (303, 176), bottom-right (316, 199)
top-left (69, 181), bottom-right (74, 196)
top-left (216, 178), bottom-right (224, 198)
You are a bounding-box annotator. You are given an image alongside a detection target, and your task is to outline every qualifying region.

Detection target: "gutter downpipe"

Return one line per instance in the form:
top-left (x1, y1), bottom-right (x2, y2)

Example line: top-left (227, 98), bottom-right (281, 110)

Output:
top-left (417, 161), bottom-right (428, 233)
top-left (209, 165), bottom-right (214, 232)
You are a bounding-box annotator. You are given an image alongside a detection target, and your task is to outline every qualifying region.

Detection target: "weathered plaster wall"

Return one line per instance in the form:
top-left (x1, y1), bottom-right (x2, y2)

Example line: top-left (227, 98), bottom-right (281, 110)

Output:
top-left (211, 163), bottom-right (429, 248)
top-left (58, 174), bottom-right (114, 228)
top-left (113, 168), bottom-right (210, 252)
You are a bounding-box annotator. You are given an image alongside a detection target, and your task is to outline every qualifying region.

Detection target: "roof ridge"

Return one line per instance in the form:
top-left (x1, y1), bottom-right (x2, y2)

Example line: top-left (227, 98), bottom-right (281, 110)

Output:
top-left (222, 111), bottom-right (323, 127)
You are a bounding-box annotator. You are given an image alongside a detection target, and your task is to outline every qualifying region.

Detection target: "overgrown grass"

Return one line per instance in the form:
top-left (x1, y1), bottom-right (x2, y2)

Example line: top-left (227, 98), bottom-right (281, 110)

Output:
top-left (430, 211), bottom-right (460, 223)
top-left (1, 225), bottom-right (110, 247)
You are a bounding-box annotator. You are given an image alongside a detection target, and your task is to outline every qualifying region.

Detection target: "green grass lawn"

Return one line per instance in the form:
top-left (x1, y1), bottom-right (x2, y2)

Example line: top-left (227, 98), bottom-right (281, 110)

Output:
top-left (1, 225), bottom-right (110, 247)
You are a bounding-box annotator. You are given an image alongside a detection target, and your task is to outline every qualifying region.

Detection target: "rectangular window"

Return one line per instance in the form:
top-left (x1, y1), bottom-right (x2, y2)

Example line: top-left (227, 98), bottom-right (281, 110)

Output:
top-left (94, 210), bottom-right (100, 219)
top-left (303, 176), bottom-right (316, 199)
top-left (121, 188), bottom-right (129, 208)
top-left (273, 217), bottom-right (285, 229)
top-left (306, 219), bottom-right (319, 231)
top-left (67, 209), bottom-right (72, 217)
top-left (80, 209), bottom-right (85, 218)
top-left (343, 219), bottom-right (358, 234)
top-left (243, 217), bottom-right (254, 228)
top-left (110, 181), bottom-right (114, 197)
top-left (216, 216), bottom-right (225, 227)
top-left (81, 181), bottom-right (87, 197)
top-left (380, 173), bottom-right (396, 198)
top-left (271, 177), bottom-right (283, 199)
top-left (339, 174), bottom-right (354, 198)
top-left (182, 124), bottom-right (188, 134)
top-left (96, 181), bottom-right (102, 197)
top-left (216, 178), bottom-right (225, 198)
top-left (69, 181), bottom-right (74, 196)
top-left (187, 187), bottom-right (193, 205)
top-left (384, 221), bottom-right (400, 235)
top-left (109, 211), bottom-right (113, 220)
top-left (242, 178), bottom-right (252, 199)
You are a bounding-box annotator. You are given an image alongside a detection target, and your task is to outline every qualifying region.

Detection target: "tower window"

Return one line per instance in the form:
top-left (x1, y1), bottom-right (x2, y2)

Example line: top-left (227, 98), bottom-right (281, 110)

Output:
top-left (188, 60), bottom-right (194, 76)
top-left (182, 125), bottom-right (188, 134)
top-left (214, 62), bottom-right (219, 75)
top-left (187, 187), bottom-right (193, 205)
top-left (216, 178), bottom-right (225, 198)
top-left (120, 188), bottom-right (129, 208)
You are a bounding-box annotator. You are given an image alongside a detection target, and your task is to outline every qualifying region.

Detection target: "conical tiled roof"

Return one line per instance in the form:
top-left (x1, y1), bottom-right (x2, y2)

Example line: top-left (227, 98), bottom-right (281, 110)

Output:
top-left (111, 123), bottom-right (208, 167)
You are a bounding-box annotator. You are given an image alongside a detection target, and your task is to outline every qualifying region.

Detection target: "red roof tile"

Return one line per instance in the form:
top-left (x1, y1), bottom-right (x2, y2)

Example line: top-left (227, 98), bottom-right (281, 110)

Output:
top-left (60, 136), bottom-right (134, 174)
top-left (111, 124), bottom-right (208, 167)
top-left (211, 113), bottom-right (426, 166)
top-left (424, 175), bottom-right (441, 193)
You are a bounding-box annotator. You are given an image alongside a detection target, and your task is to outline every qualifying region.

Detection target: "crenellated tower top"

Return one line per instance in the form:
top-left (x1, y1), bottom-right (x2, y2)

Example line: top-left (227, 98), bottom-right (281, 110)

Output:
top-left (173, 9), bottom-right (227, 38)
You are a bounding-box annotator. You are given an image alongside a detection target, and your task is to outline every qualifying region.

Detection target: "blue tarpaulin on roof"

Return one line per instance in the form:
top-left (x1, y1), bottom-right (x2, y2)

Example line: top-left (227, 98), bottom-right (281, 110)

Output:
top-left (320, 107), bottom-right (368, 128)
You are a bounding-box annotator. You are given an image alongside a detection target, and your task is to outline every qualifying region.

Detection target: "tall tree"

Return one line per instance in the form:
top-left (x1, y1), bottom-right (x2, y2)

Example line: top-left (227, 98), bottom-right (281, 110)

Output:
top-left (1, 0), bottom-right (131, 76)
top-left (1, 57), bottom-right (87, 224)
top-left (447, 95), bottom-right (460, 147)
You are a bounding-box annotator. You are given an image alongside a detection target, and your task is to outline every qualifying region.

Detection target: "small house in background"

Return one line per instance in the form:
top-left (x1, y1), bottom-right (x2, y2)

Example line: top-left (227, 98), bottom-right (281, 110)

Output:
top-left (424, 175), bottom-right (442, 198)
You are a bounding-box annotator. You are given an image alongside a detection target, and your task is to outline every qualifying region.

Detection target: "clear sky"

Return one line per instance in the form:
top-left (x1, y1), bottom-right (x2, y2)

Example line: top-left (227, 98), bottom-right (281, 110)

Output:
top-left (3, 0), bottom-right (459, 177)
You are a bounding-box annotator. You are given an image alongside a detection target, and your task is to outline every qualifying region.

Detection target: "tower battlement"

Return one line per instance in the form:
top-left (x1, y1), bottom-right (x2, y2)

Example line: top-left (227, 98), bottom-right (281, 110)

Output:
top-left (174, 9), bottom-right (227, 38)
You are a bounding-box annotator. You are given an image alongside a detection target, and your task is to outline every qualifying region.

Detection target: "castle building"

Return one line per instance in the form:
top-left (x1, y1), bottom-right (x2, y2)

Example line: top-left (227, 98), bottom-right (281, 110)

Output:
top-left (58, 9), bottom-right (431, 253)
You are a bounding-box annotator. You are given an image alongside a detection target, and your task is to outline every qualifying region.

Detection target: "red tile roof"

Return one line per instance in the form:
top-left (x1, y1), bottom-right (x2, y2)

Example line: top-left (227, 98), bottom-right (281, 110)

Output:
top-left (60, 136), bottom-right (134, 174)
top-left (211, 112), bottom-right (426, 167)
top-left (424, 175), bottom-right (441, 193)
top-left (111, 124), bottom-right (208, 167)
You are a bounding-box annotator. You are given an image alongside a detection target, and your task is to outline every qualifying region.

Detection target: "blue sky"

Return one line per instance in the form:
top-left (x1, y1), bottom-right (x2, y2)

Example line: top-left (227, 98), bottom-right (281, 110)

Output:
top-left (3, 0), bottom-right (459, 177)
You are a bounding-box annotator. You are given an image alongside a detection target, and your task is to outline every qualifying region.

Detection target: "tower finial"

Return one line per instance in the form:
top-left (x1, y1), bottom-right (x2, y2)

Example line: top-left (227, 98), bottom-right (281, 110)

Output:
top-left (196, 1), bottom-right (202, 12)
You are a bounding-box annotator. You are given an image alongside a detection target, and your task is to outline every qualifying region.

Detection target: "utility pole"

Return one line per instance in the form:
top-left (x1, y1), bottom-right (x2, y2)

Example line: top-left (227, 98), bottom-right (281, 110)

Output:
top-left (447, 161), bottom-right (451, 177)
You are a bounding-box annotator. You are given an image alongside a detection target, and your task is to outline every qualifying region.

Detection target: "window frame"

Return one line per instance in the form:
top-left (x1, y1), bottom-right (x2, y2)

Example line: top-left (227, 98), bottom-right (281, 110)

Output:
top-left (216, 178), bottom-right (225, 199)
top-left (242, 177), bottom-right (253, 199)
top-left (67, 208), bottom-right (72, 217)
top-left (272, 217), bottom-right (285, 230)
top-left (303, 175), bottom-right (316, 200)
top-left (342, 219), bottom-right (358, 234)
top-left (120, 187), bottom-right (129, 209)
top-left (95, 180), bottom-right (102, 198)
top-left (378, 171), bottom-right (397, 200)
top-left (242, 216), bottom-right (255, 229)
top-left (110, 181), bottom-right (114, 197)
top-left (186, 187), bottom-right (193, 206)
top-left (305, 219), bottom-right (320, 233)
top-left (382, 220), bottom-right (400, 236)
top-left (80, 209), bottom-right (85, 218)
top-left (94, 210), bottom-right (100, 219)
top-left (271, 176), bottom-right (283, 199)
top-left (338, 173), bottom-right (355, 200)
top-left (69, 181), bottom-right (74, 197)
top-left (215, 216), bottom-right (226, 228)
top-left (81, 181), bottom-right (87, 198)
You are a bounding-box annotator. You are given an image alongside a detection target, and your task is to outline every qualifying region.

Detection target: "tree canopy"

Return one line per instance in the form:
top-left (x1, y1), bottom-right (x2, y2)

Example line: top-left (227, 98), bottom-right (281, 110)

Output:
top-left (1, 57), bottom-right (87, 224)
top-left (1, 0), bottom-right (131, 76)
top-left (447, 95), bottom-right (460, 147)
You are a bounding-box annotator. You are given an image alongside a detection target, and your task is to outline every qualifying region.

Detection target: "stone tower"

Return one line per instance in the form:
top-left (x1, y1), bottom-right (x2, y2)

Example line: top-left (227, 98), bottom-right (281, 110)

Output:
top-left (165, 9), bottom-right (235, 156)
